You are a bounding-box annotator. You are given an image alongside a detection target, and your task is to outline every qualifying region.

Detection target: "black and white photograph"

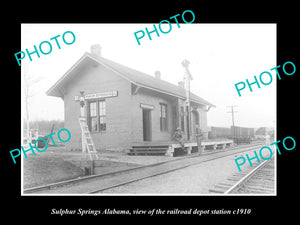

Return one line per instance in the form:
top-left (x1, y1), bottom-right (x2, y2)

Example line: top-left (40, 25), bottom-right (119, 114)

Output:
top-left (20, 23), bottom-right (277, 195)
top-left (4, 5), bottom-right (298, 220)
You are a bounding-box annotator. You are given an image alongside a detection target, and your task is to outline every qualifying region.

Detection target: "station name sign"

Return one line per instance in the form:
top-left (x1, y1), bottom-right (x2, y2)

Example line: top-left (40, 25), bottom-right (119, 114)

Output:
top-left (75, 91), bottom-right (118, 101)
top-left (85, 90), bottom-right (118, 99)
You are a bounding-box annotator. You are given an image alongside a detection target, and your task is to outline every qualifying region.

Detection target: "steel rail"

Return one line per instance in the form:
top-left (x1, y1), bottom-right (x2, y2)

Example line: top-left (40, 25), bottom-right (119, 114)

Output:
top-left (224, 156), bottom-right (274, 194)
top-left (23, 142), bottom-right (264, 194)
top-left (88, 144), bottom-right (265, 194)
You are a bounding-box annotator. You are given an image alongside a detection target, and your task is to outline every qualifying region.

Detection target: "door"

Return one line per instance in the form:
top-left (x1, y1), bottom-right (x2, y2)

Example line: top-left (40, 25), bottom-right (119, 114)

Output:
top-left (142, 109), bottom-right (152, 141)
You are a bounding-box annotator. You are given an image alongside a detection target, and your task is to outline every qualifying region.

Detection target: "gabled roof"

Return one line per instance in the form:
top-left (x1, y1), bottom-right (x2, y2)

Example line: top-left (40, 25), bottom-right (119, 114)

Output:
top-left (46, 52), bottom-right (215, 107)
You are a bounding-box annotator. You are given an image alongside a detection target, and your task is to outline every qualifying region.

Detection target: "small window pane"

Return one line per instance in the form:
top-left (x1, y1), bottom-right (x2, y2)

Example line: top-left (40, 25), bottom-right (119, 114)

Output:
top-left (90, 102), bottom-right (97, 117)
top-left (99, 101), bottom-right (106, 116)
top-left (100, 117), bottom-right (106, 131)
top-left (91, 118), bottom-right (98, 131)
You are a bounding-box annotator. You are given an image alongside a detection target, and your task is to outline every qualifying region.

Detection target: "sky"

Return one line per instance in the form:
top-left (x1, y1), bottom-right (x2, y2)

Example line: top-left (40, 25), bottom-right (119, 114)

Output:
top-left (21, 23), bottom-right (276, 128)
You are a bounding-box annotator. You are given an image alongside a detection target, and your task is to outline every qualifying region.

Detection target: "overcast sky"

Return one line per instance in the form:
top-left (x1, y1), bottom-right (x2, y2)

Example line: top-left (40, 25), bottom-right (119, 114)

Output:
top-left (21, 23), bottom-right (276, 128)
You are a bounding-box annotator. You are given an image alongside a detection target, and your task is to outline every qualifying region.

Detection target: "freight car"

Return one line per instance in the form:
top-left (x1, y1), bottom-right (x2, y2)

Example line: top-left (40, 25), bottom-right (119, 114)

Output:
top-left (208, 126), bottom-right (231, 139)
top-left (208, 126), bottom-right (254, 144)
top-left (231, 126), bottom-right (254, 144)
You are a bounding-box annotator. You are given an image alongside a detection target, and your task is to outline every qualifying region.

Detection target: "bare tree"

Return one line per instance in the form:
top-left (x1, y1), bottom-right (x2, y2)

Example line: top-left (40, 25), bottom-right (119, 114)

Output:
top-left (23, 65), bottom-right (44, 144)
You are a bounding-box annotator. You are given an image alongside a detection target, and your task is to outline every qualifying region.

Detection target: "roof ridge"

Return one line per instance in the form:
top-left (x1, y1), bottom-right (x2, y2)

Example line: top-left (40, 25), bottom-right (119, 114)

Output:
top-left (47, 52), bottom-right (215, 107)
top-left (89, 53), bottom-right (178, 86)
top-left (92, 54), bottom-right (215, 107)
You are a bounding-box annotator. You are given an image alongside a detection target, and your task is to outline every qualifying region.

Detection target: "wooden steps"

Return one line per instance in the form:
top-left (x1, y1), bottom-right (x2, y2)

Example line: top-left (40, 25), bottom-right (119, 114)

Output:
top-left (129, 145), bottom-right (169, 156)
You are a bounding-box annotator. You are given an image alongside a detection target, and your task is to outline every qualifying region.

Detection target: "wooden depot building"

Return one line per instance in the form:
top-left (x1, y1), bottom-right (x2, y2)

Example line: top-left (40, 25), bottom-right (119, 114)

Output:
top-left (46, 45), bottom-right (216, 155)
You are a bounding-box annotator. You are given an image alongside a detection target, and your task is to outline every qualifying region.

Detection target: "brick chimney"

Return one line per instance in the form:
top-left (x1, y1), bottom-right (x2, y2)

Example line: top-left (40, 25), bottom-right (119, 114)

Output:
top-left (155, 71), bottom-right (161, 79)
top-left (90, 44), bottom-right (101, 58)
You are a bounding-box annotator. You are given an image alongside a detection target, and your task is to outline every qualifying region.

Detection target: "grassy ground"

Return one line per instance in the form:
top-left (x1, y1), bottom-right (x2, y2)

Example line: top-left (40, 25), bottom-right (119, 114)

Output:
top-left (22, 146), bottom-right (141, 189)
top-left (23, 153), bottom-right (84, 189)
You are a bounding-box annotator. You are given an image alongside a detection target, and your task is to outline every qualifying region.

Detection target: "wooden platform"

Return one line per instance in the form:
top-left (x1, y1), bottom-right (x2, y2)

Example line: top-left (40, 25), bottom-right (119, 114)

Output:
top-left (129, 139), bottom-right (234, 156)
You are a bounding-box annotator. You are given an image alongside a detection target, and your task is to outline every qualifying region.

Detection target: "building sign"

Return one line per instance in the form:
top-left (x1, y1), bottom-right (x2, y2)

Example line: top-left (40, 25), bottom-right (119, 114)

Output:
top-left (85, 91), bottom-right (118, 99)
top-left (75, 91), bottom-right (118, 101)
top-left (140, 103), bottom-right (155, 110)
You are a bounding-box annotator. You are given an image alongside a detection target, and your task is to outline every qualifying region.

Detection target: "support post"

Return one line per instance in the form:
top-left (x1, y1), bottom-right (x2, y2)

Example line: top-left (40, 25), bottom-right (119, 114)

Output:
top-left (79, 91), bottom-right (95, 174)
top-left (165, 145), bottom-right (174, 157)
top-left (182, 59), bottom-right (193, 141)
top-left (79, 91), bottom-right (86, 155)
top-left (187, 146), bottom-right (192, 155)
top-left (195, 125), bottom-right (203, 155)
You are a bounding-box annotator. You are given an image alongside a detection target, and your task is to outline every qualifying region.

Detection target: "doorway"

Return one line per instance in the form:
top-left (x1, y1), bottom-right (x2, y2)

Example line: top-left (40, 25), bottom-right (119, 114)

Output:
top-left (142, 109), bottom-right (152, 141)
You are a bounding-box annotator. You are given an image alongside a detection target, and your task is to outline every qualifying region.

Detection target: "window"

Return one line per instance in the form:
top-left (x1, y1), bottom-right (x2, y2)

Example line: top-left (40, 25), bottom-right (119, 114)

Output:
top-left (89, 102), bottom-right (97, 132)
top-left (99, 101), bottom-right (106, 131)
top-left (88, 100), bottom-right (106, 132)
top-left (160, 103), bottom-right (167, 131)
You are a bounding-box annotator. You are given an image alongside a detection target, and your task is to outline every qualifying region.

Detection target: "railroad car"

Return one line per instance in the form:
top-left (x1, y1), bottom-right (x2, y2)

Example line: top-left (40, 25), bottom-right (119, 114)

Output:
top-left (231, 126), bottom-right (254, 144)
top-left (208, 126), bottom-right (254, 144)
top-left (208, 126), bottom-right (231, 139)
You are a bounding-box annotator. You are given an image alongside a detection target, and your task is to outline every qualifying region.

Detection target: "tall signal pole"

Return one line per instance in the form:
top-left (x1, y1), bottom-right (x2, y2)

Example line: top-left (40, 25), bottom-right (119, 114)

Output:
top-left (182, 59), bottom-right (193, 141)
top-left (227, 105), bottom-right (238, 141)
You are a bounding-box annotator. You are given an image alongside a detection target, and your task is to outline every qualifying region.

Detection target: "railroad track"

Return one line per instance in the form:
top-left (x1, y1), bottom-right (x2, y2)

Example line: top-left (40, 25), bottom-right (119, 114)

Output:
top-left (209, 156), bottom-right (275, 194)
top-left (23, 142), bottom-right (265, 194)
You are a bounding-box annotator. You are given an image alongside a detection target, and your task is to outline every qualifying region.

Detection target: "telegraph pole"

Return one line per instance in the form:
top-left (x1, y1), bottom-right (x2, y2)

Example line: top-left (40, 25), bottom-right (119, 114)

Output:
top-left (227, 105), bottom-right (238, 142)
